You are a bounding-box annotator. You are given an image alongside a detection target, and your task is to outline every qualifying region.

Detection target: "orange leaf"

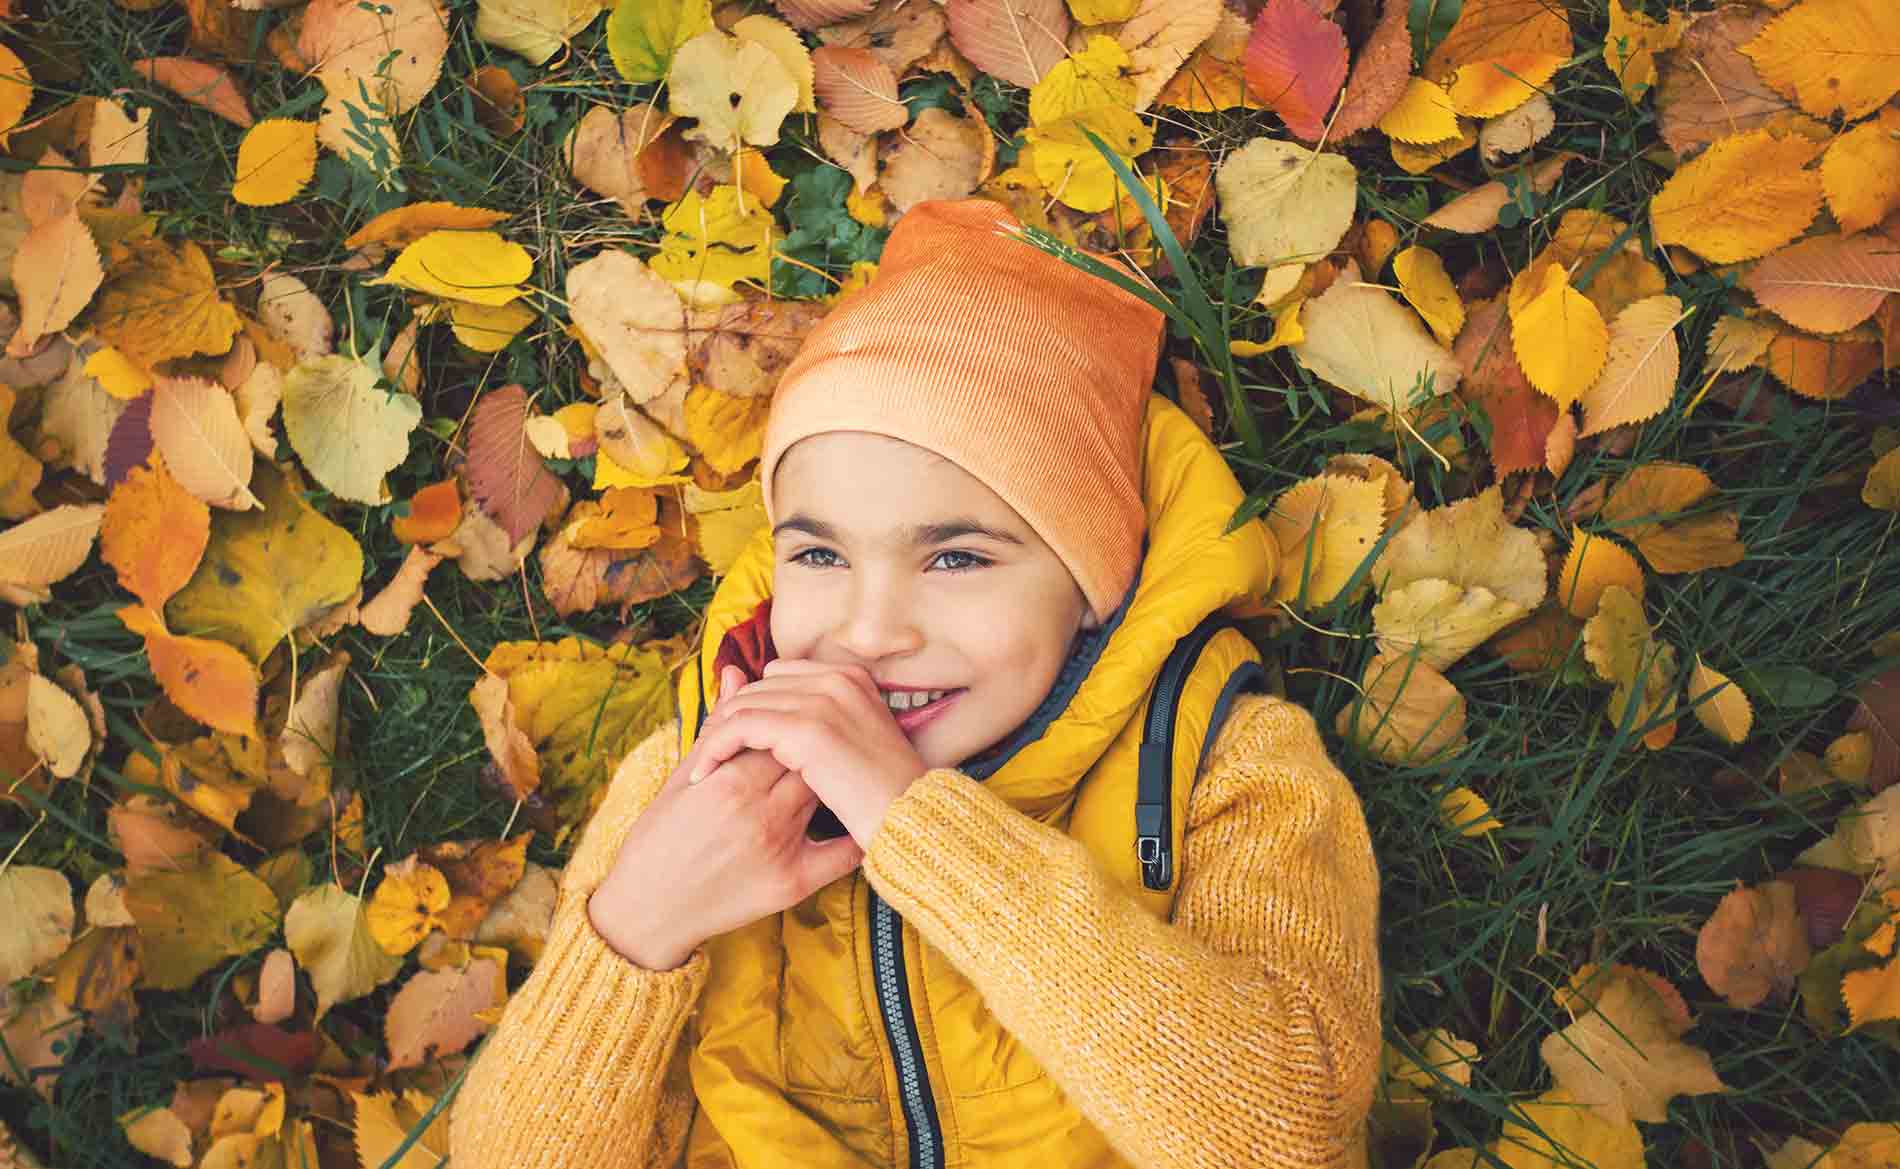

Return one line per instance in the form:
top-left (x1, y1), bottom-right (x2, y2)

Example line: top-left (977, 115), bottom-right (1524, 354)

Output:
top-left (100, 458), bottom-right (210, 610)
top-left (392, 478), bottom-right (462, 544)
top-left (132, 57), bottom-right (253, 127)
top-left (1742, 232), bottom-right (1900, 334)
top-left (9, 212), bottom-right (103, 357)
top-left (116, 604), bottom-right (260, 737)
top-left (1241, 0), bottom-right (1348, 142)
top-left (811, 46), bottom-right (908, 134)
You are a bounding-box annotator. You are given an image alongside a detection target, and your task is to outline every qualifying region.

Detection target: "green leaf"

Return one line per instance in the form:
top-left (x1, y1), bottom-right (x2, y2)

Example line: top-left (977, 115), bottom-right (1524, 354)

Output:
top-left (607, 0), bottom-right (713, 84)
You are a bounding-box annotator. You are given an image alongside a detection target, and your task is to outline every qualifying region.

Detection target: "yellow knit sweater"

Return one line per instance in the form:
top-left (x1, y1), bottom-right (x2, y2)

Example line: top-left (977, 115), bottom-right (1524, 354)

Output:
top-left (450, 692), bottom-right (1383, 1169)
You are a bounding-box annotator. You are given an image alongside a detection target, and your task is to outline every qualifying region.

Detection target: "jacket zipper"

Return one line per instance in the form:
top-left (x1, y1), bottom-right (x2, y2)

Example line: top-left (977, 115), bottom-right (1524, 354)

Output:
top-left (869, 888), bottom-right (944, 1169)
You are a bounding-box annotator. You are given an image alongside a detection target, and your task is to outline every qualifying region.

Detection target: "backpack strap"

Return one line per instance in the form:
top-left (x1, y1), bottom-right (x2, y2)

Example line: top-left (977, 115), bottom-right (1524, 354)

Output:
top-left (1136, 614), bottom-right (1268, 891)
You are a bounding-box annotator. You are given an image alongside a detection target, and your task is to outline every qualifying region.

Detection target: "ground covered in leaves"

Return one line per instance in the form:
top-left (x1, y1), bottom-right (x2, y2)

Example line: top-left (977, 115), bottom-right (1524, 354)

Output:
top-left (0, 0), bottom-right (1898, 1165)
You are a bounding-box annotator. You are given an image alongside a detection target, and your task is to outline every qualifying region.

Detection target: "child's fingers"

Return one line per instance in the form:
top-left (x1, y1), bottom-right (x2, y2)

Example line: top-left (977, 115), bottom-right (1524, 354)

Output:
top-left (688, 708), bottom-right (802, 786)
top-left (760, 659), bottom-right (881, 705)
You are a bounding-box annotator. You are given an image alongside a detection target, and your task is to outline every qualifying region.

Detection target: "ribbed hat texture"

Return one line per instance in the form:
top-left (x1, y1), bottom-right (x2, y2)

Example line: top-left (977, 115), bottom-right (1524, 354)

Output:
top-left (759, 198), bottom-right (1168, 621)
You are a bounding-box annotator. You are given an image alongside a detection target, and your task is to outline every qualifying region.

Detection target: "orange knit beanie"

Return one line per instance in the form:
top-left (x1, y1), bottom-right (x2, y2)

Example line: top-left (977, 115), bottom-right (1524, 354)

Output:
top-left (759, 198), bottom-right (1168, 622)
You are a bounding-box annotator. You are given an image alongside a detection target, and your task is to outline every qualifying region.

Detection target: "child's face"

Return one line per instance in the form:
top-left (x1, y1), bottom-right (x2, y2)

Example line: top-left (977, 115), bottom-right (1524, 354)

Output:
top-left (769, 431), bottom-right (1097, 769)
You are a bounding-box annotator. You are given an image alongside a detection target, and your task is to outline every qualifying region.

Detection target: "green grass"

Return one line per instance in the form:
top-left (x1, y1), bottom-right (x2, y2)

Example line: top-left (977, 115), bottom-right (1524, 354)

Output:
top-left (5, 0), bottom-right (1900, 1165)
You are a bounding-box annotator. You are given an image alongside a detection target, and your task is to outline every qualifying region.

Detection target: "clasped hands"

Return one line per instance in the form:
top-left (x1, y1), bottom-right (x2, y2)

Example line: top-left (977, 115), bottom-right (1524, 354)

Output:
top-left (689, 659), bottom-right (931, 850)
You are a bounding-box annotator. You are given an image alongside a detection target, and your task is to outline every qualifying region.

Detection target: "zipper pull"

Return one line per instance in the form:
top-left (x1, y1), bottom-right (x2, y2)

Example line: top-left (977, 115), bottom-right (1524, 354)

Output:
top-left (1135, 798), bottom-right (1170, 889)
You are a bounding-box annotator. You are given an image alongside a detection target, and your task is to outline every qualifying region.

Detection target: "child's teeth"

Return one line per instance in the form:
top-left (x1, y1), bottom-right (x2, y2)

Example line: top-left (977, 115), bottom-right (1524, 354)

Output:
top-left (886, 690), bottom-right (947, 712)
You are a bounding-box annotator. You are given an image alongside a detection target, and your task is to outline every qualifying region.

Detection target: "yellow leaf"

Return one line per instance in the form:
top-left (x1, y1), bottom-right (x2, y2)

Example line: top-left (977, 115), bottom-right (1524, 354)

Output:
top-left (1439, 786), bottom-right (1501, 836)
top-left (1390, 118), bottom-right (1479, 173)
top-left (101, 459), bottom-right (209, 610)
top-left (607, 0), bottom-right (710, 82)
top-left (481, 637), bottom-right (675, 829)
top-left (1599, 461), bottom-right (1746, 573)
top-left (282, 353), bottom-right (422, 504)
top-left (1374, 484), bottom-right (1547, 608)
top-left (1497, 1088), bottom-right (1644, 1169)
top-left (1265, 474), bottom-right (1386, 607)
top-left (1742, 0), bottom-right (1900, 120)
top-left (1605, 0), bottom-right (1682, 101)
top-left (1826, 730), bottom-right (1874, 782)
top-left (0, 44), bottom-right (32, 140)
top-left (1378, 78), bottom-right (1461, 144)
top-left (91, 238), bottom-right (242, 369)
top-left (345, 202), bottom-right (512, 254)
top-left (1392, 246), bottom-right (1465, 347)
top-left (1822, 109), bottom-right (1900, 236)
top-left (1509, 264), bottom-right (1607, 409)
top-left (166, 461), bottom-right (364, 665)
top-left (684, 383), bottom-right (771, 475)
top-left (1689, 655), bottom-right (1752, 744)
top-left (119, 1107), bottom-right (194, 1168)
top-left (475, 0), bottom-right (607, 66)
top-left (366, 856), bottom-right (451, 956)
top-left (1023, 108), bottom-right (1152, 214)
top-left (373, 230), bottom-right (532, 307)
top-left (352, 1090), bottom-right (450, 1169)
top-left (231, 119), bottom-right (318, 207)
top-left (1445, 51), bottom-right (1568, 118)
top-left (1866, 445), bottom-right (1900, 511)
top-left (149, 375), bottom-right (259, 511)
top-left (1373, 578), bottom-right (1530, 670)
top-left (1649, 129), bottom-right (1823, 263)
top-left (683, 476), bottom-right (766, 574)
top-left (83, 346), bottom-right (153, 400)
top-left (1292, 280), bottom-right (1462, 411)
top-left (284, 883), bottom-right (403, 1017)
top-left (0, 503), bottom-right (104, 606)
top-left (559, 486), bottom-right (661, 551)
top-left (25, 673), bottom-right (90, 780)
top-left (1558, 526), bottom-right (1645, 618)
top-left (667, 28), bottom-right (798, 148)
top-left (123, 853), bottom-right (280, 990)
top-left (651, 184), bottom-right (776, 289)
top-left (0, 866), bottom-right (74, 985)
top-left (1335, 651), bottom-right (1468, 764)
top-left (1582, 585), bottom-right (1678, 748)
top-left (447, 296), bottom-right (536, 352)
top-left (9, 212), bottom-right (103, 355)
top-left (1030, 34), bottom-right (1137, 127)
top-left (1579, 294), bottom-right (1684, 437)
top-left (1215, 138), bottom-right (1357, 270)
top-left (1540, 967), bottom-right (1727, 1125)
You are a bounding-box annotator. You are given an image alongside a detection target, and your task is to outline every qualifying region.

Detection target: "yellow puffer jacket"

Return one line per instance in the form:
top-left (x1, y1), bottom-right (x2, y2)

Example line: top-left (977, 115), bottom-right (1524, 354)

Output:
top-left (671, 394), bottom-right (1279, 1168)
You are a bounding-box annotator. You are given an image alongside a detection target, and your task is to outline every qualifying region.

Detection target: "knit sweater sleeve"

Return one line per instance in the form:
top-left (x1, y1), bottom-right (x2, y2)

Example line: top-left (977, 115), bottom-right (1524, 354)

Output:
top-left (860, 693), bottom-right (1384, 1169)
top-left (450, 719), bottom-right (706, 1169)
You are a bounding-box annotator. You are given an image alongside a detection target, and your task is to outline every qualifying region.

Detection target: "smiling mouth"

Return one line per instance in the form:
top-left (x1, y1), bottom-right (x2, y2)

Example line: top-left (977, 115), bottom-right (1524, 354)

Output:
top-left (881, 688), bottom-right (957, 713)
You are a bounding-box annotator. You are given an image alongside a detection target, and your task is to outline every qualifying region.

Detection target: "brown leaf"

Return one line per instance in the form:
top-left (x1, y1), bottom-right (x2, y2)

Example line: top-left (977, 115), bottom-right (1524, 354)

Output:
top-left (1655, 6), bottom-right (1793, 157)
top-left (383, 956), bottom-right (504, 1070)
top-left (536, 492), bottom-right (702, 616)
top-left (1331, 0), bottom-right (1411, 137)
top-left (1695, 880), bottom-right (1809, 1008)
top-left (1847, 666), bottom-right (1900, 792)
top-left (469, 672), bottom-right (539, 800)
top-left (812, 45), bottom-right (909, 134)
top-left (1453, 296), bottom-right (1555, 475)
top-left (944, 0), bottom-right (1070, 89)
top-left (357, 545), bottom-right (443, 637)
top-left (1422, 152), bottom-right (1574, 233)
top-left (418, 833), bottom-right (529, 939)
top-left (464, 384), bottom-right (566, 543)
top-left (1741, 231), bottom-right (1900, 334)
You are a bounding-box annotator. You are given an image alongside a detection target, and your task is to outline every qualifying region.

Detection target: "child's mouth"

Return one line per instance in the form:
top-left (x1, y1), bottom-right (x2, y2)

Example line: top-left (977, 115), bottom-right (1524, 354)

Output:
top-left (887, 689), bottom-right (963, 735)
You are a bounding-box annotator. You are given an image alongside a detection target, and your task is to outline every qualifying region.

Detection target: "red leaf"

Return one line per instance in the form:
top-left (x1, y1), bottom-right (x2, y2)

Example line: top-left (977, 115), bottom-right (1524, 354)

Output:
top-left (1454, 297), bottom-right (1556, 475)
top-left (187, 1022), bottom-right (320, 1081)
top-left (465, 384), bottom-right (566, 544)
top-left (104, 391), bottom-right (154, 489)
top-left (1242, 0), bottom-right (1349, 142)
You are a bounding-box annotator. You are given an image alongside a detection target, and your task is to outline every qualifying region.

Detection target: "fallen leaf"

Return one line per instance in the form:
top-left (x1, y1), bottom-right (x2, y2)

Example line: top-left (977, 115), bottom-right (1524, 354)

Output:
top-left (124, 853), bottom-right (280, 990)
top-left (132, 57), bottom-right (253, 127)
top-left (1822, 108), bottom-right (1900, 235)
top-left (1654, 7), bottom-right (1792, 157)
top-left (1599, 461), bottom-right (1745, 574)
top-left (1330, 0), bottom-right (1410, 136)
top-left (669, 28), bottom-right (799, 148)
top-left (1293, 279), bottom-right (1462, 411)
top-left (366, 856), bottom-right (450, 956)
top-left (1216, 137), bottom-right (1357, 270)
top-left (100, 458), bottom-right (210, 609)
top-left (1335, 651), bottom-right (1468, 764)
top-left (1582, 584), bottom-right (1679, 748)
top-left (1689, 655), bottom-right (1753, 744)
top-left (1264, 473), bottom-right (1385, 607)
top-left (90, 238), bottom-right (241, 370)
top-left (1743, 232), bottom-right (1900, 334)
top-left (1478, 92), bottom-right (1555, 163)
top-left (392, 478), bottom-right (462, 544)
top-left (384, 955), bottom-right (504, 1069)
top-left (1540, 965), bottom-right (1727, 1125)
top-left (1373, 579), bottom-right (1530, 670)
top-left (1377, 78), bottom-right (1460, 144)
top-left (476, 0), bottom-right (608, 64)
top-left (255, 272), bottom-right (334, 362)
top-left (1579, 294), bottom-right (1683, 436)
top-left (231, 119), bottom-right (317, 206)
top-left (352, 1089), bottom-right (450, 1169)
top-left (1421, 151), bottom-right (1573, 233)
top-left (1424, 0), bottom-right (1572, 119)
top-left (1741, 0), bottom-right (1900, 120)
top-left (566, 249), bottom-right (690, 403)
top-left (373, 229), bottom-right (531, 307)
top-left (465, 383), bottom-right (567, 542)
top-left (358, 545), bottom-right (443, 636)
top-left (149, 376), bottom-right (259, 511)
top-left (1509, 264), bottom-right (1608, 410)
top-left (1496, 1088), bottom-right (1644, 1169)
top-left (25, 674), bottom-right (90, 781)
top-left (0, 867), bottom-right (74, 984)
top-left (1649, 128), bottom-right (1823, 263)
top-left (946, 0), bottom-right (1070, 89)
top-left (282, 353), bottom-right (421, 504)
top-left (0, 504), bottom-right (105, 606)
top-left (1392, 246), bottom-right (1465, 347)
top-left (283, 882), bottom-right (403, 1017)
top-left (1604, 0), bottom-right (1682, 101)
top-left (9, 212), bottom-right (103, 355)
top-left (1242, 0), bottom-right (1347, 142)
top-left (166, 461), bottom-right (364, 665)
top-left (1846, 667), bottom-right (1900, 792)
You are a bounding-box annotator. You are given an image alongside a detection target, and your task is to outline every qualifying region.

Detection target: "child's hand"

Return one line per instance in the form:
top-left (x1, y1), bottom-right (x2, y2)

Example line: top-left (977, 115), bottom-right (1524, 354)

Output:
top-left (588, 664), bottom-right (865, 970)
top-left (686, 658), bottom-right (929, 849)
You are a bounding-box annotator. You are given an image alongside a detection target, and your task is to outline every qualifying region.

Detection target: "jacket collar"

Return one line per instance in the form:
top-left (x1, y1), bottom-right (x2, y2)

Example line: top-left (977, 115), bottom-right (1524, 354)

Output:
top-left (676, 396), bottom-right (1276, 816)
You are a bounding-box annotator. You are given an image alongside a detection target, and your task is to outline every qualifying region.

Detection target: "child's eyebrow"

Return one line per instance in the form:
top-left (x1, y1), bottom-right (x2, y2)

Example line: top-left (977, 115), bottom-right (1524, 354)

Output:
top-left (772, 514), bottom-right (1024, 547)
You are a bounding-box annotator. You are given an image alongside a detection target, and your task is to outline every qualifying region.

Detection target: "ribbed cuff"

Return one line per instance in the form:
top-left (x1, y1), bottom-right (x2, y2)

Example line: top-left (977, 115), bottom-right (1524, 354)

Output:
top-left (862, 768), bottom-right (1054, 957)
top-left (510, 899), bottom-right (709, 1084)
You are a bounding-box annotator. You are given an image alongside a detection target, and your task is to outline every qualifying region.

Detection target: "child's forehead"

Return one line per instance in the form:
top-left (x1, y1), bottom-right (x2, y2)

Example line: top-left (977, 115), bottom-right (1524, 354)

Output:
top-left (771, 433), bottom-right (1033, 539)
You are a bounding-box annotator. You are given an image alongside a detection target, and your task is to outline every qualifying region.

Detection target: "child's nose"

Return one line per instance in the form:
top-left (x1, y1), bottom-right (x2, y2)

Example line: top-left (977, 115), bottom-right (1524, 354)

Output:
top-left (832, 584), bottom-right (924, 661)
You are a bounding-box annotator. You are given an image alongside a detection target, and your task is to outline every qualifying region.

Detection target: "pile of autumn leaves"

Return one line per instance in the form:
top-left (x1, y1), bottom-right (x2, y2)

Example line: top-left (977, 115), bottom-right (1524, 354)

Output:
top-left (1, 0), bottom-right (1899, 1163)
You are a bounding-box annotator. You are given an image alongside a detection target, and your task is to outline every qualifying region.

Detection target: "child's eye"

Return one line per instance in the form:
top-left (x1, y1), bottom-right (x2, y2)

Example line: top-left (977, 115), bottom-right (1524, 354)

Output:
top-left (930, 549), bottom-right (989, 573)
top-left (790, 547), bottom-right (842, 569)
